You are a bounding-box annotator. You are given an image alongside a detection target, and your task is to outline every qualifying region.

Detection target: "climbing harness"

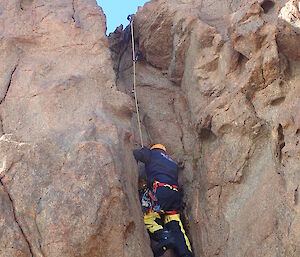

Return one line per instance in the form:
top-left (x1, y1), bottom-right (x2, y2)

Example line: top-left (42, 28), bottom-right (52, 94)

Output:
top-left (153, 181), bottom-right (179, 192)
top-left (127, 14), bottom-right (144, 147)
top-left (141, 188), bottom-right (152, 211)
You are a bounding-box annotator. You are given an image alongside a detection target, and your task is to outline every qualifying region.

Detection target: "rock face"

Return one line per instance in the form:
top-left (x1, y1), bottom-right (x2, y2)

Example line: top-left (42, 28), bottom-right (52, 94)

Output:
top-left (1, 0), bottom-right (300, 257)
top-left (110, 0), bottom-right (300, 256)
top-left (0, 1), bottom-right (151, 257)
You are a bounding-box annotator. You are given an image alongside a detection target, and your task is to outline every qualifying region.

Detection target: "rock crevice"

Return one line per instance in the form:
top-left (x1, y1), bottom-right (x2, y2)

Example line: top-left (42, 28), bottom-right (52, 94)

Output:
top-left (109, 0), bottom-right (300, 256)
top-left (0, 62), bottom-right (18, 105)
top-left (0, 178), bottom-right (34, 256)
top-left (0, 0), bottom-right (300, 256)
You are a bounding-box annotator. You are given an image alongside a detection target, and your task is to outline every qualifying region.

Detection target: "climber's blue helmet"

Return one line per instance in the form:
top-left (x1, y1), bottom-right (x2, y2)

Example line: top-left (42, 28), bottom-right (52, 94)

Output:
top-left (150, 144), bottom-right (166, 152)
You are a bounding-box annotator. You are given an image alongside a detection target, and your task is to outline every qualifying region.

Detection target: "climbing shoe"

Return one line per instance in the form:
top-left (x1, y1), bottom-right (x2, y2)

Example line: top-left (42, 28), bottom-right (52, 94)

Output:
top-left (180, 254), bottom-right (193, 257)
top-left (152, 229), bottom-right (175, 257)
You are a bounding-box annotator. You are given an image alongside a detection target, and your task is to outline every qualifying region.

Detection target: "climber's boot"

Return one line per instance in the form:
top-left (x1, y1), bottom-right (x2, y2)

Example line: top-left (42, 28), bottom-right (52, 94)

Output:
top-left (180, 254), bottom-right (193, 257)
top-left (152, 229), bottom-right (175, 257)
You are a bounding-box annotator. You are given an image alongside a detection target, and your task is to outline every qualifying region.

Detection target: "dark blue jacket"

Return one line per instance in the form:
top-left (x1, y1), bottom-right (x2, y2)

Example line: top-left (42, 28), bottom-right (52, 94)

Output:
top-left (133, 147), bottom-right (179, 186)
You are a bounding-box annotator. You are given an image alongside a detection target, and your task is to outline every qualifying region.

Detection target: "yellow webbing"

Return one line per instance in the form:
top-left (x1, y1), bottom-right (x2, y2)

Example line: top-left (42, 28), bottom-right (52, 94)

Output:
top-left (144, 211), bottom-right (163, 234)
top-left (130, 17), bottom-right (144, 147)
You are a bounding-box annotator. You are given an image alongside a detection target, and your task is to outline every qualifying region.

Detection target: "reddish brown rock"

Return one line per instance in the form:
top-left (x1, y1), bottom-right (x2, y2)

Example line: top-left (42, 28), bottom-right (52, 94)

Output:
top-left (277, 0), bottom-right (300, 60)
top-left (0, 178), bottom-right (31, 257)
top-left (0, 1), bottom-right (151, 257)
top-left (1, 0), bottom-right (300, 257)
top-left (110, 0), bottom-right (300, 256)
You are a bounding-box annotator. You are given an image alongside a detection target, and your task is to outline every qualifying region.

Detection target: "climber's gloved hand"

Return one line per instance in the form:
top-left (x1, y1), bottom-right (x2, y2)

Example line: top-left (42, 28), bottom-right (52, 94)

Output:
top-left (133, 148), bottom-right (141, 163)
top-left (127, 14), bottom-right (135, 22)
top-left (133, 147), bottom-right (151, 165)
top-left (133, 149), bottom-right (139, 163)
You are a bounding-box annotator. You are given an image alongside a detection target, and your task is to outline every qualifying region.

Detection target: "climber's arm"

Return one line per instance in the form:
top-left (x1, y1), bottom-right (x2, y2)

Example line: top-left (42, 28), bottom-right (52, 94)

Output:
top-left (133, 147), bottom-right (151, 165)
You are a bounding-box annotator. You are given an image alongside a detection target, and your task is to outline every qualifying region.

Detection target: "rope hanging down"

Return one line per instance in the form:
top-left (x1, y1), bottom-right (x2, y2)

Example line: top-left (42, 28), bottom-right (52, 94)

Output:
top-left (128, 15), bottom-right (144, 147)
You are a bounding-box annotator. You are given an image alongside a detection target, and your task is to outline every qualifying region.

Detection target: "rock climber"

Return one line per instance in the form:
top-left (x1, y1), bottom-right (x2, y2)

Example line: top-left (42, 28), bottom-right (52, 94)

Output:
top-left (133, 144), bottom-right (193, 257)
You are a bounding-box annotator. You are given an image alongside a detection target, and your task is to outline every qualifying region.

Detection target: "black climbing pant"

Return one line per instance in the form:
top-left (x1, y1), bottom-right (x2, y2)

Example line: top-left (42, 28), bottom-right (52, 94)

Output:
top-left (144, 185), bottom-right (193, 257)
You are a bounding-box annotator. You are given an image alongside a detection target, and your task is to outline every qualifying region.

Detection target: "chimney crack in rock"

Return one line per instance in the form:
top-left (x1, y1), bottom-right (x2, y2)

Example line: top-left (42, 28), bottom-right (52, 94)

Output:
top-left (0, 179), bottom-right (34, 256)
top-left (0, 63), bottom-right (19, 105)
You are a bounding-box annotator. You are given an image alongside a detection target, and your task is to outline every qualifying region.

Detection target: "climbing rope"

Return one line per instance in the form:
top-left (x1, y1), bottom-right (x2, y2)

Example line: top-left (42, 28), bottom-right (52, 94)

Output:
top-left (128, 15), bottom-right (144, 147)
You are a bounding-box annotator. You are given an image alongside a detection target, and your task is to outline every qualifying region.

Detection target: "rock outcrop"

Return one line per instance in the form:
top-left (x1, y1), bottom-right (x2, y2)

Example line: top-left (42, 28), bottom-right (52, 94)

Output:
top-left (1, 0), bottom-right (300, 257)
top-left (110, 0), bottom-right (300, 256)
top-left (0, 1), bottom-right (151, 257)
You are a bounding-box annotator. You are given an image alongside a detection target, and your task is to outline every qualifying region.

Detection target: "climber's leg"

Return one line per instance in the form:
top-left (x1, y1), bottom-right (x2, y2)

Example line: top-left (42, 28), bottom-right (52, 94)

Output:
top-left (164, 213), bottom-right (193, 257)
top-left (144, 211), bottom-right (164, 241)
top-left (155, 185), bottom-right (181, 212)
top-left (144, 211), bottom-right (177, 256)
top-left (152, 229), bottom-right (176, 257)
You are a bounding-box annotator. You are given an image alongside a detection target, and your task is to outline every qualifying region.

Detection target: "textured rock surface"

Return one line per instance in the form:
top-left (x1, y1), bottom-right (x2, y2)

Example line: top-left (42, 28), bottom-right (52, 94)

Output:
top-left (110, 0), bottom-right (300, 256)
top-left (0, 1), bottom-right (151, 257)
top-left (1, 0), bottom-right (300, 257)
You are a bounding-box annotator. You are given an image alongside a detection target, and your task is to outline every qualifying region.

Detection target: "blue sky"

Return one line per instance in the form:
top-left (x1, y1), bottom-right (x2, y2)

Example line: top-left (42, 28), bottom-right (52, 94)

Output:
top-left (97, 0), bottom-right (149, 34)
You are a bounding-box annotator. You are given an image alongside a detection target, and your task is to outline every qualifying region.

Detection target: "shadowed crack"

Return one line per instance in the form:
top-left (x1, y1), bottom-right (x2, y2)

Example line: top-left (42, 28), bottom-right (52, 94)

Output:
top-left (295, 186), bottom-right (299, 206)
top-left (0, 178), bottom-right (34, 256)
top-left (35, 203), bottom-right (46, 257)
top-left (0, 116), bottom-right (4, 135)
top-left (0, 63), bottom-right (18, 105)
top-left (245, 93), bottom-right (258, 116)
top-left (261, 0), bottom-right (275, 14)
top-left (261, 68), bottom-right (266, 85)
top-left (276, 123), bottom-right (285, 167)
top-left (71, 0), bottom-right (76, 23)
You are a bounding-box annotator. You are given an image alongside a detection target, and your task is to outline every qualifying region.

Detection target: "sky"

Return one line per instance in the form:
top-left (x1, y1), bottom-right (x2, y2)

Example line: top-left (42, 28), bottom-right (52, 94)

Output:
top-left (97, 0), bottom-right (149, 34)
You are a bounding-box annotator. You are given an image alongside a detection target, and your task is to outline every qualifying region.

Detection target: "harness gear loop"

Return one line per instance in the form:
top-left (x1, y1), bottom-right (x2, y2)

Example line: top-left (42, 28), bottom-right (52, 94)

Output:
top-left (128, 14), bottom-right (144, 147)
